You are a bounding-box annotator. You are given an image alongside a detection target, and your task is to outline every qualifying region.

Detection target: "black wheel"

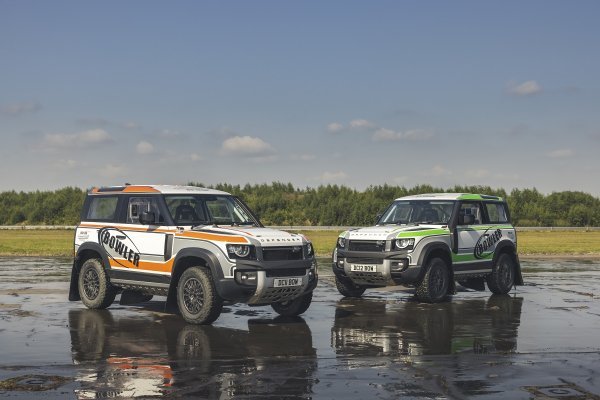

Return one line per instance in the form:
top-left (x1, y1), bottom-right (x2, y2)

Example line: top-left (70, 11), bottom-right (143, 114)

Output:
top-left (78, 258), bottom-right (116, 309)
top-left (335, 276), bottom-right (366, 298)
top-left (415, 257), bottom-right (450, 303)
top-left (177, 267), bottom-right (223, 325)
top-left (271, 292), bottom-right (313, 317)
top-left (487, 253), bottom-right (515, 294)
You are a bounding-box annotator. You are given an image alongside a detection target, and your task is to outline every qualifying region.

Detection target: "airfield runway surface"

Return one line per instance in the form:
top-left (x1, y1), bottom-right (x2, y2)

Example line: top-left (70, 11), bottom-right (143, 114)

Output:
top-left (0, 257), bottom-right (599, 399)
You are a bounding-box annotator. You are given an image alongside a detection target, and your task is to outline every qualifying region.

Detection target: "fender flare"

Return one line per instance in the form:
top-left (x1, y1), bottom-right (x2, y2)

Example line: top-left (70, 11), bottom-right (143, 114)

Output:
top-left (166, 248), bottom-right (226, 309)
top-left (69, 242), bottom-right (111, 301)
top-left (493, 240), bottom-right (524, 286)
top-left (416, 242), bottom-right (454, 291)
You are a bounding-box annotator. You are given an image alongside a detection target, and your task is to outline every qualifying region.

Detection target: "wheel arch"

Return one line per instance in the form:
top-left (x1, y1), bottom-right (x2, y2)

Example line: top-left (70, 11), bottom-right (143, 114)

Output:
top-left (493, 241), bottom-right (523, 286)
top-left (69, 243), bottom-right (110, 301)
top-left (166, 248), bottom-right (224, 310)
top-left (417, 243), bottom-right (454, 294)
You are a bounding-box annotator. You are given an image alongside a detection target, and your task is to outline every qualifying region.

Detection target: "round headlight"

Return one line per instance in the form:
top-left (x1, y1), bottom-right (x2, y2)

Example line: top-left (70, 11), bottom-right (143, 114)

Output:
top-left (229, 244), bottom-right (250, 257)
top-left (395, 238), bottom-right (415, 249)
top-left (337, 237), bottom-right (346, 248)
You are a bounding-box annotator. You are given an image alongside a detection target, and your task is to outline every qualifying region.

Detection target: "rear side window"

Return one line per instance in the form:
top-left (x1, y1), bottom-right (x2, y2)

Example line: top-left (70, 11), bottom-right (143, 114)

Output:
top-left (86, 196), bottom-right (118, 221)
top-left (486, 203), bottom-right (509, 223)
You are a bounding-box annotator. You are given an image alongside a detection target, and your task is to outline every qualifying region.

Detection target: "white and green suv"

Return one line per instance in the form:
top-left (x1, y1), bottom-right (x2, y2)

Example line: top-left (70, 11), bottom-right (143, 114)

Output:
top-left (332, 193), bottom-right (523, 302)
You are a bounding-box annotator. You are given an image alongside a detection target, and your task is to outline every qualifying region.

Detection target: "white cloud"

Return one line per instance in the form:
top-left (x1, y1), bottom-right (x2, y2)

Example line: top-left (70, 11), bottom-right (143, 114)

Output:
top-left (422, 165), bottom-right (452, 177)
top-left (291, 154), bottom-right (317, 161)
top-left (316, 171), bottom-right (347, 183)
top-left (136, 140), bottom-right (155, 155)
top-left (508, 80), bottom-right (542, 96)
top-left (0, 101), bottom-right (41, 115)
top-left (43, 129), bottom-right (112, 149)
top-left (190, 153), bottom-right (202, 161)
top-left (327, 122), bottom-right (344, 133)
top-left (220, 135), bottom-right (276, 157)
top-left (547, 148), bottom-right (574, 158)
top-left (349, 119), bottom-right (376, 129)
top-left (99, 164), bottom-right (127, 179)
top-left (372, 128), bottom-right (433, 142)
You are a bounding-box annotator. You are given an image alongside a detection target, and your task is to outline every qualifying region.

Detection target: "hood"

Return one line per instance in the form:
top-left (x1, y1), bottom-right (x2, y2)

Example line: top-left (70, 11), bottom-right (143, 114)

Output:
top-left (193, 226), bottom-right (306, 246)
top-left (346, 224), bottom-right (447, 241)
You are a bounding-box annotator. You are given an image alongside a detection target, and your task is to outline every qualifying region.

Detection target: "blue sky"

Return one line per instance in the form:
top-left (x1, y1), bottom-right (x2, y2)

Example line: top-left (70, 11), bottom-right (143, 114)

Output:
top-left (1, 1), bottom-right (599, 194)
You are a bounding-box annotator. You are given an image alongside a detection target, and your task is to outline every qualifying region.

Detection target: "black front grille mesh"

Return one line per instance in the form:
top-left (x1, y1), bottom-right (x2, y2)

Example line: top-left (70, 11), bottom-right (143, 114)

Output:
top-left (262, 247), bottom-right (303, 261)
top-left (348, 240), bottom-right (385, 252)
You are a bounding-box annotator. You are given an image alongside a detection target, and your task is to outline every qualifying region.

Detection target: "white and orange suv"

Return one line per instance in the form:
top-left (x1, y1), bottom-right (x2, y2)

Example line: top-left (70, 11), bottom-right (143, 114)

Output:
top-left (69, 185), bottom-right (317, 324)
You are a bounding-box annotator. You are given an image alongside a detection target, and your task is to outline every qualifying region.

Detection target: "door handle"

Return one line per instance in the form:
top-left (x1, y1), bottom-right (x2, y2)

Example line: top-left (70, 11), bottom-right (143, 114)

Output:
top-left (116, 235), bottom-right (126, 240)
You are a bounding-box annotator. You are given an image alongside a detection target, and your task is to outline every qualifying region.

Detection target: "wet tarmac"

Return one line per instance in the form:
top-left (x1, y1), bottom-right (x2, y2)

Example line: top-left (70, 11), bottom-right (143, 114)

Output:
top-left (0, 257), bottom-right (599, 399)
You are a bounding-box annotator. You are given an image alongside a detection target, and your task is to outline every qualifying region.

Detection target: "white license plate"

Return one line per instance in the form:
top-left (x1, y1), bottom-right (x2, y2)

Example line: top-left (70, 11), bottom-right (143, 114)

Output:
top-left (273, 277), bottom-right (303, 287)
top-left (351, 264), bottom-right (377, 272)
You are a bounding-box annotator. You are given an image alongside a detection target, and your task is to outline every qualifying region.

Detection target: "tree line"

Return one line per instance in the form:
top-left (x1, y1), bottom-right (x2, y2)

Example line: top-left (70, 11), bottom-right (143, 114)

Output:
top-left (0, 183), bottom-right (598, 227)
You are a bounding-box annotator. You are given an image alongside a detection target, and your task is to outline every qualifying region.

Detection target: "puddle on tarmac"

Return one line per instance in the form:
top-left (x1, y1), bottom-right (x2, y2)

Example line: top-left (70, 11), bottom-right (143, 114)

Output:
top-left (0, 256), bottom-right (598, 399)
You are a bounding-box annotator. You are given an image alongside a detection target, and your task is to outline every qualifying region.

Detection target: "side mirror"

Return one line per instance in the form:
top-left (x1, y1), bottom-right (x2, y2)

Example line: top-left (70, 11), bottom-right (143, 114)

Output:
top-left (458, 214), bottom-right (475, 225)
top-left (139, 211), bottom-right (156, 225)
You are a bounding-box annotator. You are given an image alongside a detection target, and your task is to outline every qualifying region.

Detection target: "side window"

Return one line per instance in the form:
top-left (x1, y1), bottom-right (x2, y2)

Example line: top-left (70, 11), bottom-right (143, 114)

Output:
top-left (459, 202), bottom-right (483, 225)
top-left (486, 203), bottom-right (508, 223)
top-left (86, 196), bottom-right (118, 221)
top-left (127, 197), bottom-right (165, 224)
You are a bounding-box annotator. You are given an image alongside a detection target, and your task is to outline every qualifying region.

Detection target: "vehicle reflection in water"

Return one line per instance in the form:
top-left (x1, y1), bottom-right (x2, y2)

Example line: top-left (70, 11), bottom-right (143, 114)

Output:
top-left (69, 310), bottom-right (316, 399)
top-left (332, 295), bottom-right (523, 358)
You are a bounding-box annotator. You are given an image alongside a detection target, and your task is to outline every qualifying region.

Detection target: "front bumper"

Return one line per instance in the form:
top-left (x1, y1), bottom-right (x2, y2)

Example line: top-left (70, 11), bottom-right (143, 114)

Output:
top-left (332, 248), bottom-right (422, 286)
top-left (224, 258), bottom-right (318, 305)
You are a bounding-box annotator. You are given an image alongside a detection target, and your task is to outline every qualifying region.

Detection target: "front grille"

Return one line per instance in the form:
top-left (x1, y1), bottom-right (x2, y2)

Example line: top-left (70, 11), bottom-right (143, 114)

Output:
top-left (259, 286), bottom-right (304, 303)
top-left (265, 268), bottom-right (307, 277)
top-left (262, 246), bottom-right (303, 261)
top-left (348, 240), bottom-right (386, 252)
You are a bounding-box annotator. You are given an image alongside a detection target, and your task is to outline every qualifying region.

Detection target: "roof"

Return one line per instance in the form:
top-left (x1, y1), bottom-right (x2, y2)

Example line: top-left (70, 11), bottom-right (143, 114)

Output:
top-left (396, 193), bottom-right (504, 201)
top-left (90, 185), bottom-right (231, 195)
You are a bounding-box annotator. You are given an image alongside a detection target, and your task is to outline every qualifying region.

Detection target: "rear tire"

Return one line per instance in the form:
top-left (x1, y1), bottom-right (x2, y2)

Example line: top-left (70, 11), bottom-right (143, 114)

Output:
top-left (177, 267), bottom-right (223, 325)
top-left (78, 258), bottom-right (116, 309)
top-left (415, 257), bottom-right (450, 303)
top-left (271, 292), bottom-right (313, 317)
top-left (487, 253), bottom-right (515, 295)
top-left (335, 276), bottom-right (366, 298)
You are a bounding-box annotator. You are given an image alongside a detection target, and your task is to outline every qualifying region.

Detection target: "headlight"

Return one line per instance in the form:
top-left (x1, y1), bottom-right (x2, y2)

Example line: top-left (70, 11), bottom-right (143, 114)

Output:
top-left (395, 238), bottom-right (415, 250)
top-left (337, 237), bottom-right (346, 248)
top-left (306, 242), bottom-right (314, 257)
top-left (227, 244), bottom-right (255, 259)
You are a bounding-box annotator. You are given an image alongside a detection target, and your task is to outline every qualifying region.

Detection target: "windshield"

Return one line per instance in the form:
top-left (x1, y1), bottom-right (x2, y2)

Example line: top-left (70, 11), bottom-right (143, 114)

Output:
top-left (378, 200), bottom-right (455, 225)
top-left (164, 195), bottom-right (259, 226)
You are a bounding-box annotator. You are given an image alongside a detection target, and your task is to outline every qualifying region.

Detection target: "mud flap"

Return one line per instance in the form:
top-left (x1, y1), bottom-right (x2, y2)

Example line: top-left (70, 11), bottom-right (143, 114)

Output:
top-left (165, 286), bottom-right (180, 314)
top-left (68, 260), bottom-right (81, 301)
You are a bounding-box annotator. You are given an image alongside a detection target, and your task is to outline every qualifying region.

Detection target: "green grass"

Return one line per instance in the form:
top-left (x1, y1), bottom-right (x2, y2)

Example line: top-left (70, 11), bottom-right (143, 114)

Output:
top-left (0, 230), bottom-right (74, 257)
top-left (1, 229), bottom-right (600, 258)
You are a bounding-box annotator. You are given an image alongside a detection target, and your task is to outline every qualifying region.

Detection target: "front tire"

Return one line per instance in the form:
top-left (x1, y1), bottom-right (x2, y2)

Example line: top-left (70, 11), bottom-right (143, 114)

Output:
top-left (177, 267), bottom-right (223, 325)
top-left (335, 276), bottom-right (366, 298)
top-left (415, 257), bottom-right (450, 303)
top-left (78, 258), bottom-right (116, 309)
top-left (487, 253), bottom-right (515, 294)
top-left (271, 292), bottom-right (313, 317)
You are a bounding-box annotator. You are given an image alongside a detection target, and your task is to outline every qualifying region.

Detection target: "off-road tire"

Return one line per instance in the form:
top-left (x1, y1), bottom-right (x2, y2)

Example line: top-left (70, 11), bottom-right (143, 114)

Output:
top-left (335, 276), bottom-right (366, 298)
top-left (177, 267), bottom-right (223, 325)
top-left (415, 257), bottom-right (450, 303)
top-left (78, 258), bottom-right (116, 309)
top-left (271, 292), bottom-right (313, 317)
top-left (487, 253), bottom-right (515, 295)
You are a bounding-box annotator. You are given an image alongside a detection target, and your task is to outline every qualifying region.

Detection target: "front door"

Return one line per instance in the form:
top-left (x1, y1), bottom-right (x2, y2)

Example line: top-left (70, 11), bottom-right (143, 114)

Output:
top-left (453, 202), bottom-right (494, 274)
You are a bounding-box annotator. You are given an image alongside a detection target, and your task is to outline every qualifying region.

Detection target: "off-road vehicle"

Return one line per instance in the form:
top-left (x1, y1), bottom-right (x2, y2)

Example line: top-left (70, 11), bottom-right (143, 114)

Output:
top-left (69, 185), bottom-right (317, 324)
top-left (332, 193), bottom-right (522, 302)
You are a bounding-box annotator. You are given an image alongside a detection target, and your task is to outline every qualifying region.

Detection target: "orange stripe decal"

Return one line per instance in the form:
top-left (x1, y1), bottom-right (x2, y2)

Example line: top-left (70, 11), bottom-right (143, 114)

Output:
top-left (177, 231), bottom-right (249, 243)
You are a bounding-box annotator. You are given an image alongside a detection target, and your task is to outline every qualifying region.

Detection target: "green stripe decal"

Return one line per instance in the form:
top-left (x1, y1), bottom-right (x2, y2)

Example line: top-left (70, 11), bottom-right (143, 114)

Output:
top-left (397, 229), bottom-right (449, 238)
